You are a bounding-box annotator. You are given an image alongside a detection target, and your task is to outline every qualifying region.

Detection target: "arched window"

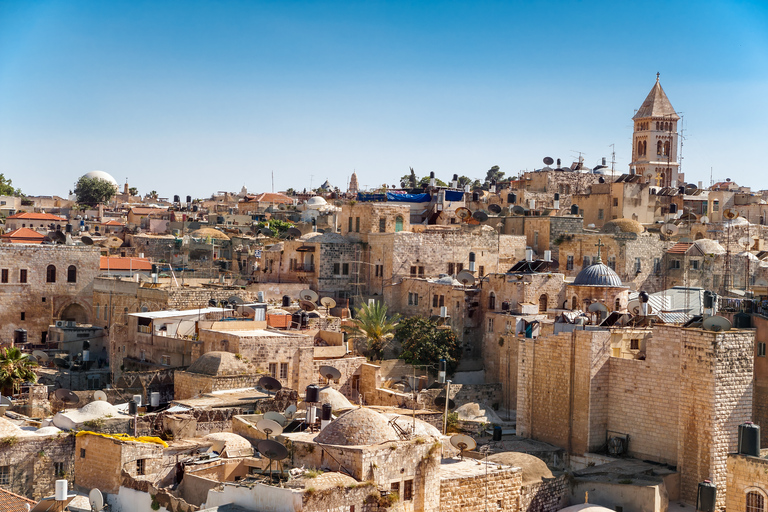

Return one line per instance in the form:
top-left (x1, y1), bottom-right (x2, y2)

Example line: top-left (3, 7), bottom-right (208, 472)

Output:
top-left (489, 292), bottom-right (496, 310)
top-left (538, 294), bottom-right (548, 313)
top-left (657, 141), bottom-right (662, 155)
top-left (395, 216), bottom-right (404, 232)
top-left (46, 265), bottom-right (56, 283)
top-left (637, 140), bottom-right (642, 155)
top-left (746, 491), bottom-right (764, 512)
top-left (656, 122), bottom-right (660, 130)
top-left (664, 141), bottom-right (671, 156)
top-left (67, 265), bottom-right (77, 283)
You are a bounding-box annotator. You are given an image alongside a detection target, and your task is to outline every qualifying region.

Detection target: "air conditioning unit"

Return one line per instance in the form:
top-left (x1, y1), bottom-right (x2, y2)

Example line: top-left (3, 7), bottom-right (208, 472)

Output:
top-left (440, 306), bottom-right (448, 318)
top-left (55, 321), bottom-right (66, 328)
top-left (67, 321), bottom-right (76, 327)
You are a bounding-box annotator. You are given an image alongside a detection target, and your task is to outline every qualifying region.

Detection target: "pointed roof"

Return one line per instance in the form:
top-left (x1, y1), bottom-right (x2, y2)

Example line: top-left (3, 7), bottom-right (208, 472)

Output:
top-left (633, 76), bottom-right (679, 120)
top-left (0, 228), bottom-right (46, 244)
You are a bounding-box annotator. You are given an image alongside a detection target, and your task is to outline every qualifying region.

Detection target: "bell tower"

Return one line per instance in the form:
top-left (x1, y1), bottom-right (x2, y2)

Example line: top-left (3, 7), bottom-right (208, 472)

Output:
top-left (630, 73), bottom-right (681, 188)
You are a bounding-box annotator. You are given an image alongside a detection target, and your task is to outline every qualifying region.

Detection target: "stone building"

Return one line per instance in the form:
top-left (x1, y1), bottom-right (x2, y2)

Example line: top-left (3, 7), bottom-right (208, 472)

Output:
top-left (173, 351), bottom-right (261, 400)
top-left (516, 324), bottom-right (755, 510)
top-left (4, 212), bottom-right (67, 232)
top-left (0, 244), bottom-right (100, 344)
top-left (571, 176), bottom-right (658, 229)
top-left (499, 214), bottom-right (584, 258)
top-left (726, 447), bottom-right (768, 512)
top-left (567, 242), bottom-right (630, 313)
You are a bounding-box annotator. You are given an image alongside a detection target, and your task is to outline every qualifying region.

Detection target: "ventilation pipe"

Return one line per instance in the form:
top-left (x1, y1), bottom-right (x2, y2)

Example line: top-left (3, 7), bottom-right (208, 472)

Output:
top-left (438, 359), bottom-right (447, 384)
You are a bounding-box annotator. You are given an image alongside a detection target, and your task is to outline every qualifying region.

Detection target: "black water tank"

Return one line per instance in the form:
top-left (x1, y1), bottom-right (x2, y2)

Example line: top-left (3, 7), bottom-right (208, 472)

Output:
top-left (192, 205), bottom-right (199, 213)
top-left (570, 204), bottom-right (579, 215)
top-left (501, 301), bottom-right (510, 311)
top-left (738, 422), bottom-right (761, 456)
top-left (472, 192), bottom-right (480, 202)
top-left (670, 203), bottom-right (678, 214)
top-left (14, 329), bottom-right (27, 345)
top-left (703, 291), bottom-right (715, 308)
top-left (151, 264), bottom-right (158, 274)
top-left (305, 384), bottom-right (320, 403)
top-left (507, 193), bottom-right (517, 204)
top-left (554, 193), bottom-right (560, 201)
top-left (696, 481), bottom-right (716, 512)
top-left (282, 295), bottom-right (291, 307)
top-left (493, 426), bottom-right (502, 441)
top-left (128, 400), bottom-right (138, 415)
top-left (65, 224), bottom-right (72, 233)
top-left (733, 313), bottom-right (751, 328)
top-left (321, 403), bottom-right (332, 421)
top-left (186, 195), bottom-right (192, 204)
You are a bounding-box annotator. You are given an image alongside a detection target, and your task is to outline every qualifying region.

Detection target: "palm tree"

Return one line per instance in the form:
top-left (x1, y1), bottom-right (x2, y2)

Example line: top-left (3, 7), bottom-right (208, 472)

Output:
top-left (0, 347), bottom-right (37, 395)
top-left (342, 301), bottom-right (401, 361)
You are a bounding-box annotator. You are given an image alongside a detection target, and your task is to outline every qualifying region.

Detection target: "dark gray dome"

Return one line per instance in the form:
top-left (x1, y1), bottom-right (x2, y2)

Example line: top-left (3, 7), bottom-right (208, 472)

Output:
top-left (572, 263), bottom-right (624, 287)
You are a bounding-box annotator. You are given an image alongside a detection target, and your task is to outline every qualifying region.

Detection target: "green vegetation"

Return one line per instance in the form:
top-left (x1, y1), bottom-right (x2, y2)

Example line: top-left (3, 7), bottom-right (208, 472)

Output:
top-left (0, 347), bottom-right (37, 395)
top-left (396, 316), bottom-right (462, 375)
top-left (342, 301), bottom-right (401, 360)
top-left (256, 219), bottom-right (294, 237)
top-left (74, 176), bottom-right (116, 207)
top-left (304, 468), bottom-right (324, 478)
top-left (0, 174), bottom-right (22, 197)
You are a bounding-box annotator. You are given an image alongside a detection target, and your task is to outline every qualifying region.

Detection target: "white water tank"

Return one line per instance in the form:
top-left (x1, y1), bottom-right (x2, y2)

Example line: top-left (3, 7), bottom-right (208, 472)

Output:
top-left (133, 394), bottom-right (142, 407)
top-left (55, 479), bottom-right (68, 501)
top-left (150, 392), bottom-right (160, 407)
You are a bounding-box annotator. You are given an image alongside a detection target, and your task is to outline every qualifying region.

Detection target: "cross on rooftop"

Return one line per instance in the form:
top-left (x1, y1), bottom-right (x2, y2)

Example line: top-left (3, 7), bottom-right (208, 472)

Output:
top-left (595, 238), bottom-right (605, 263)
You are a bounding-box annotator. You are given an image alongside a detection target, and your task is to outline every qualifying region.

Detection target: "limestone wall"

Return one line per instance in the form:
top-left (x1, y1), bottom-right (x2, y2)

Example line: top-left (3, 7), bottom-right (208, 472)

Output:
top-left (439, 466), bottom-right (523, 512)
top-left (519, 475), bottom-right (569, 512)
top-left (75, 434), bottom-right (163, 495)
top-left (0, 434), bottom-right (75, 500)
top-left (726, 451), bottom-right (768, 512)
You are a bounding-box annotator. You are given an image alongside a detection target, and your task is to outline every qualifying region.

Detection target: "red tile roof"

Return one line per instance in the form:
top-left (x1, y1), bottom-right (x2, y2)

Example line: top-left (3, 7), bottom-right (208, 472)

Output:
top-left (252, 193), bottom-right (293, 204)
top-left (100, 256), bottom-right (153, 271)
top-left (666, 242), bottom-right (694, 254)
top-left (0, 228), bottom-right (46, 244)
top-left (0, 488), bottom-right (36, 511)
top-left (6, 212), bottom-right (66, 221)
top-left (102, 219), bottom-right (125, 226)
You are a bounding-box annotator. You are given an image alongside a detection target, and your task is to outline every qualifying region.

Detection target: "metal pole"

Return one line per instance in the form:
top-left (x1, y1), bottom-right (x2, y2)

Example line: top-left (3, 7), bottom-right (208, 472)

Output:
top-left (442, 380), bottom-right (451, 435)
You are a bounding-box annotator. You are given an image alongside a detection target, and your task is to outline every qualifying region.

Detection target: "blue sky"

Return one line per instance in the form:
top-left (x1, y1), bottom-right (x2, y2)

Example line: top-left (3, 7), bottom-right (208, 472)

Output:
top-left (1, 0), bottom-right (767, 198)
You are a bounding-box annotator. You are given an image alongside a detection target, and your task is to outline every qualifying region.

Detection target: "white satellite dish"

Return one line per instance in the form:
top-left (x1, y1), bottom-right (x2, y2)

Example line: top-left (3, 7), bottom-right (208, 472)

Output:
top-left (89, 488), bottom-right (104, 511)
top-left (700, 215), bottom-right (710, 225)
top-left (738, 237), bottom-right (752, 250)
top-left (702, 316), bottom-right (732, 332)
top-left (93, 390), bottom-right (107, 402)
top-left (264, 411), bottom-right (287, 427)
top-left (284, 404), bottom-right (297, 418)
top-left (457, 270), bottom-right (475, 286)
top-left (627, 300), bottom-right (653, 315)
top-left (33, 350), bottom-right (49, 362)
top-left (662, 223), bottom-right (679, 236)
top-left (587, 302), bottom-right (608, 313)
top-left (256, 419), bottom-right (284, 438)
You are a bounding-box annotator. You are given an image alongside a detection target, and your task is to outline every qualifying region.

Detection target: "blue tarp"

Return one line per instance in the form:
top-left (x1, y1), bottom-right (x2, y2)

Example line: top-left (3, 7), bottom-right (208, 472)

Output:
top-left (445, 190), bottom-right (465, 201)
top-left (386, 192), bottom-right (431, 203)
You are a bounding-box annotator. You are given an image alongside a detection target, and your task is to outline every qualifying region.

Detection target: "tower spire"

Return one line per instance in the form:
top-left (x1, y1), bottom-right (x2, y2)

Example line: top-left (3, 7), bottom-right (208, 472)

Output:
top-left (656, 72), bottom-right (660, 82)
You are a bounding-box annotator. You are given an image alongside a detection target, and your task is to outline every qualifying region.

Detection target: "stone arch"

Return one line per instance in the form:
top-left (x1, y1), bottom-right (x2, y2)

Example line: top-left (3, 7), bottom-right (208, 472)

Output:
top-left (571, 295), bottom-right (578, 310)
top-left (46, 265), bottom-right (56, 283)
top-left (58, 301), bottom-right (90, 324)
top-left (746, 488), bottom-right (767, 512)
top-left (488, 292), bottom-right (496, 310)
top-left (538, 294), bottom-right (548, 313)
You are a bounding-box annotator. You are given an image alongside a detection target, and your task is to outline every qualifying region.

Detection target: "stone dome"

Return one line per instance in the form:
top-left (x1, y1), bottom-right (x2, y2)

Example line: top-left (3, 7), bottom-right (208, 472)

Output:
top-left (487, 452), bottom-right (554, 484)
top-left (602, 218), bottom-right (644, 234)
top-left (559, 505), bottom-right (616, 512)
top-left (314, 407), bottom-right (398, 446)
top-left (83, 170), bottom-right (119, 190)
top-left (187, 351), bottom-right (249, 376)
top-left (572, 262), bottom-right (624, 287)
top-left (306, 196), bottom-right (328, 206)
top-left (190, 228), bottom-right (230, 241)
top-left (203, 432), bottom-right (254, 457)
top-left (383, 414), bottom-right (441, 438)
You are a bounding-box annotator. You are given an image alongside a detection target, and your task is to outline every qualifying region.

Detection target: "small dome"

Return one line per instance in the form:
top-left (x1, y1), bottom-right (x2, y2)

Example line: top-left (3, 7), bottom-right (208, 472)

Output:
top-left (307, 196), bottom-right (328, 206)
top-left (487, 452), bottom-right (553, 484)
top-left (190, 228), bottom-right (230, 241)
top-left (559, 505), bottom-right (616, 512)
top-left (187, 351), bottom-right (249, 376)
top-left (303, 472), bottom-right (358, 490)
top-left (83, 171), bottom-right (119, 190)
top-left (383, 414), bottom-right (441, 438)
top-left (314, 407), bottom-right (398, 446)
top-left (602, 218), bottom-right (644, 234)
top-left (572, 262), bottom-right (624, 287)
top-left (203, 432), bottom-right (253, 457)
top-left (694, 238), bottom-right (725, 255)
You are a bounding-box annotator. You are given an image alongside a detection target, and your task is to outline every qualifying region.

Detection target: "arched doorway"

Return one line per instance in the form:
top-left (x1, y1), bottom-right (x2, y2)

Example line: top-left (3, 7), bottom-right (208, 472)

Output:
top-left (59, 303), bottom-right (89, 324)
top-left (571, 296), bottom-right (578, 310)
top-left (538, 294), bottom-right (548, 313)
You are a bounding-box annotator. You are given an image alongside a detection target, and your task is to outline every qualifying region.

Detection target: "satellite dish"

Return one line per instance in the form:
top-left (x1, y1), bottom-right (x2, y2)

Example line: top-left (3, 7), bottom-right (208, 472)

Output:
top-left (455, 207), bottom-right (472, 220)
top-left (286, 227), bottom-right (302, 239)
top-left (264, 411), bottom-right (287, 427)
top-left (320, 297), bottom-right (336, 309)
top-left (0, 396), bottom-right (11, 406)
top-left (81, 236), bottom-right (94, 246)
top-left (684, 183), bottom-right (697, 194)
top-left (543, 156), bottom-right (555, 166)
top-left (93, 390), bottom-right (107, 402)
top-left (702, 316), bottom-right (732, 332)
top-left (700, 215), bottom-right (710, 224)
top-left (33, 350), bottom-right (49, 362)
top-left (488, 204), bottom-right (502, 214)
top-left (738, 237), bottom-right (752, 249)
top-left (587, 302), bottom-right (608, 313)
top-left (52, 231), bottom-right (66, 244)
top-left (450, 434), bottom-right (477, 459)
top-left (258, 376), bottom-right (283, 394)
top-left (434, 396), bottom-right (456, 410)
top-left (237, 305), bottom-right (256, 318)
top-left (54, 388), bottom-right (79, 405)
top-left (299, 300), bottom-right (317, 312)
top-left (662, 223), bottom-right (679, 236)
top-left (227, 295), bottom-right (245, 305)
top-left (284, 404), bottom-right (298, 418)
top-left (319, 365), bottom-right (342, 382)
top-left (257, 439), bottom-right (289, 461)
top-left (299, 289), bottom-right (319, 302)
top-left (512, 205), bottom-right (526, 215)
top-left (259, 228), bottom-right (274, 236)
top-left (278, 203), bottom-right (287, 211)
top-left (723, 208), bottom-right (739, 220)
top-left (88, 488), bottom-right (104, 511)
top-left (256, 418), bottom-right (284, 438)
top-left (472, 211), bottom-right (489, 222)
top-left (457, 270), bottom-right (475, 286)
top-left (627, 300), bottom-right (653, 315)
top-left (54, 358), bottom-right (71, 370)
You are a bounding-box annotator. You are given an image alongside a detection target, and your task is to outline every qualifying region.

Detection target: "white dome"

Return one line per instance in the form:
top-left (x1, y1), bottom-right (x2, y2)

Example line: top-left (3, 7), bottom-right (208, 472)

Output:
top-left (83, 171), bottom-right (119, 190)
top-left (307, 196), bottom-right (327, 206)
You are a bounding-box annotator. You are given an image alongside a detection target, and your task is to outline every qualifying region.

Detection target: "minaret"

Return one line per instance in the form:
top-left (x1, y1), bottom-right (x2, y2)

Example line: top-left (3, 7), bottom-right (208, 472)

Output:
top-left (629, 73), bottom-right (681, 188)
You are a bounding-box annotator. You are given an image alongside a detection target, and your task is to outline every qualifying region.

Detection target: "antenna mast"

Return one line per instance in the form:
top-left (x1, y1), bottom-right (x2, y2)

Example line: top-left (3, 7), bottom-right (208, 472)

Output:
top-left (610, 144), bottom-right (616, 177)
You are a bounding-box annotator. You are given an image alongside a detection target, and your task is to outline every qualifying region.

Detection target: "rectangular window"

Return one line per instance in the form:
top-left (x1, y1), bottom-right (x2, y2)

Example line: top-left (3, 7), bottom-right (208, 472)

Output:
top-left (713, 200), bottom-right (719, 212)
top-left (379, 218), bottom-right (386, 232)
top-left (137, 459), bottom-right (146, 476)
top-left (161, 355), bottom-right (171, 366)
top-left (759, 342), bottom-right (766, 357)
top-left (613, 198), bottom-right (619, 207)
top-left (19, 269), bottom-right (27, 283)
top-left (671, 260), bottom-right (681, 270)
top-left (488, 318), bottom-right (494, 332)
top-left (583, 256), bottom-right (590, 269)
top-left (439, 295), bottom-right (445, 307)
top-left (418, 266), bottom-right (424, 277)
top-left (80, 449), bottom-right (86, 458)
top-left (20, 312), bottom-right (25, 321)
top-left (635, 258), bottom-right (642, 273)
top-left (410, 266), bottom-right (417, 277)
top-left (54, 462), bottom-right (65, 477)
top-left (433, 295), bottom-right (439, 308)
top-left (280, 363), bottom-right (288, 379)
top-left (607, 256), bottom-right (616, 270)
top-left (479, 265), bottom-right (484, 277)
top-left (342, 263), bottom-right (349, 275)
top-left (408, 293), bottom-right (413, 306)
top-left (653, 258), bottom-right (661, 274)
top-left (403, 480), bottom-right (413, 501)
top-left (0, 466), bottom-right (8, 486)
top-left (391, 481), bottom-right (400, 495)
top-left (355, 217), bottom-right (360, 233)
top-left (630, 339), bottom-right (640, 350)
top-left (333, 263), bottom-right (341, 275)
top-left (691, 260), bottom-right (700, 270)
top-left (269, 363), bottom-right (277, 378)
top-left (457, 263), bottom-right (463, 272)
top-left (1, 269), bottom-right (7, 283)
top-left (348, 217), bottom-right (353, 232)
top-left (448, 263), bottom-right (454, 275)
top-left (566, 255), bottom-right (574, 270)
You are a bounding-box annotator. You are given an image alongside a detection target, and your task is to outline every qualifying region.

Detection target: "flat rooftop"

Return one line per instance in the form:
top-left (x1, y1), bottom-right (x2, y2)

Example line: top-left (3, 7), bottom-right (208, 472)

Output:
top-left (172, 388), bottom-right (269, 409)
top-left (439, 457), bottom-right (517, 480)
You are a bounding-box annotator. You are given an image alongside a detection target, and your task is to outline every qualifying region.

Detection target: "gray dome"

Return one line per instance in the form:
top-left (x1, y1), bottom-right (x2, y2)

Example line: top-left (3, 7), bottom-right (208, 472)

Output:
top-left (572, 263), bottom-right (624, 287)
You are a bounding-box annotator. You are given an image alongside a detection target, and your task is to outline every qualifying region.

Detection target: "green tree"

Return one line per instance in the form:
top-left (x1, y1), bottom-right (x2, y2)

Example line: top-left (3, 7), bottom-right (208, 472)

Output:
top-left (484, 165), bottom-right (505, 186)
top-left (418, 176), bottom-right (448, 188)
top-left (128, 187), bottom-right (138, 196)
top-left (342, 301), bottom-right (401, 361)
top-left (396, 316), bottom-right (462, 375)
top-left (148, 190), bottom-right (158, 199)
top-left (0, 174), bottom-right (22, 197)
top-left (74, 176), bottom-right (116, 207)
top-left (457, 176), bottom-right (474, 188)
top-left (0, 347), bottom-right (37, 395)
top-left (256, 219), bottom-right (294, 237)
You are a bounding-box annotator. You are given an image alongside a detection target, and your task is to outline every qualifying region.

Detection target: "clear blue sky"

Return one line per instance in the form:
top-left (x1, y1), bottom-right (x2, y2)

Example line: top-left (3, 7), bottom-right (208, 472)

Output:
top-left (1, 0), bottom-right (767, 198)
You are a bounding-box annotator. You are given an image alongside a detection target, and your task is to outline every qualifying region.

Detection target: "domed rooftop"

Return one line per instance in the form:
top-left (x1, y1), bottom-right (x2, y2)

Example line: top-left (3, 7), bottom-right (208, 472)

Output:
top-left (559, 505), bottom-right (616, 512)
top-left (306, 196), bottom-right (328, 206)
top-left (83, 171), bottom-right (119, 189)
top-left (314, 407), bottom-right (398, 446)
top-left (602, 218), bottom-right (644, 234)
top-left (190, 228), bottom-right (230, 241)
top-left (487, 452), bottom-right (553, 484)
top-left (203, 432), bottom-right (253, 457)
top-left (302, 472), bottom-right (357, 490)
top-left (572, 262), bottom-right (624, 287)
top-left (383, 413), bottom-right (441, 438)
top-left (187, 351), bottom-right (250, 376)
